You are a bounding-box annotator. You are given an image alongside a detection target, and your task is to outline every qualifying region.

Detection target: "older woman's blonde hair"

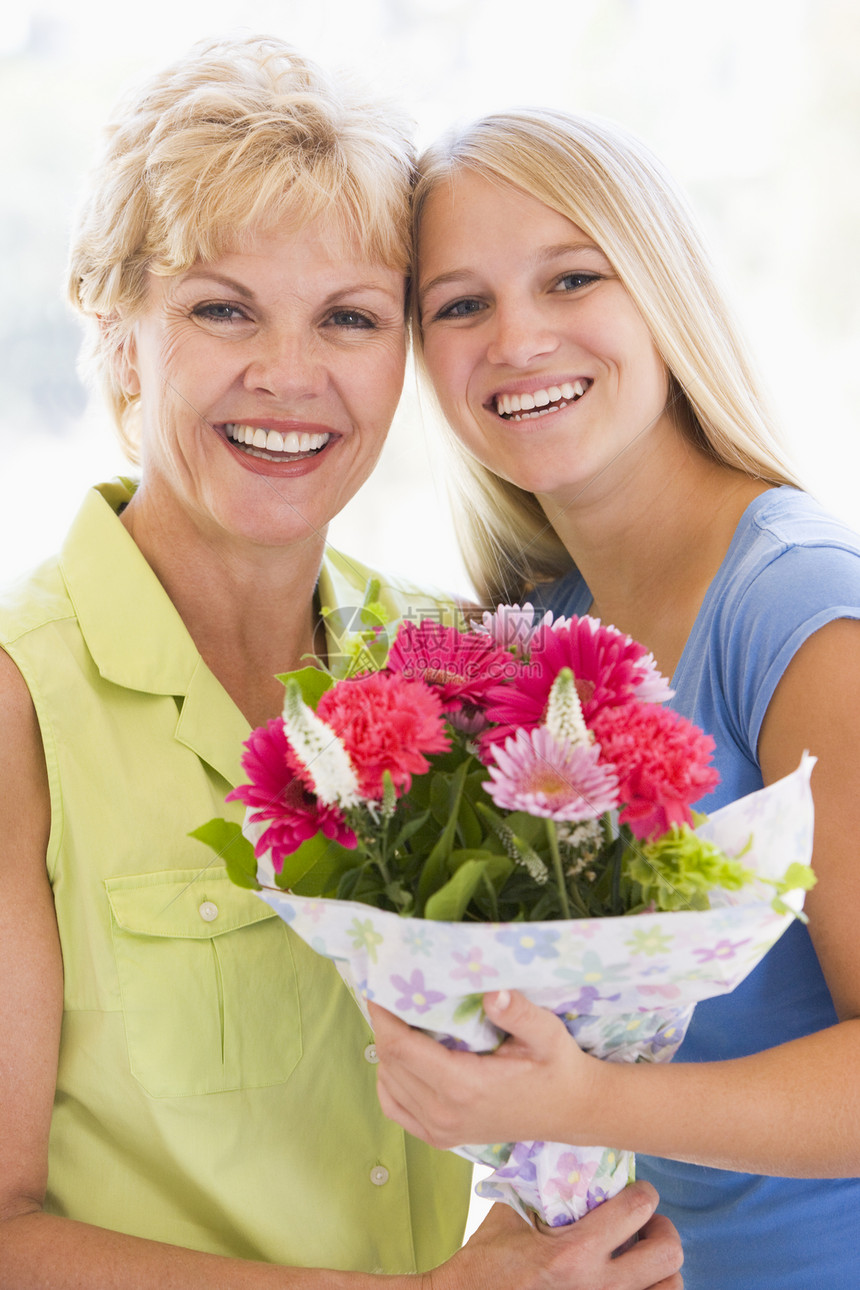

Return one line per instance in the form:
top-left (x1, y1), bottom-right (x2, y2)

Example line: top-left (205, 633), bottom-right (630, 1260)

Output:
top-left (412, 109), bottom-right (801, 605)
top-left (68, 35), bottom-right (415, 457)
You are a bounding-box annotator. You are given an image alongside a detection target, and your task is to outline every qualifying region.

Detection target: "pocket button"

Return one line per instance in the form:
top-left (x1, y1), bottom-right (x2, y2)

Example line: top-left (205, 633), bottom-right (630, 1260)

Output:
top-left (198, 901), bottom-right (219, 922)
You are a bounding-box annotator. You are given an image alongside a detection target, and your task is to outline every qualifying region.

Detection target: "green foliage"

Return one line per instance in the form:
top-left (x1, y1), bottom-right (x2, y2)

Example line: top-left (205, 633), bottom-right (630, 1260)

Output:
top-left (188, 819), bottom-right (260, 891)
top-left (625, 825), bottom-right (756, 913)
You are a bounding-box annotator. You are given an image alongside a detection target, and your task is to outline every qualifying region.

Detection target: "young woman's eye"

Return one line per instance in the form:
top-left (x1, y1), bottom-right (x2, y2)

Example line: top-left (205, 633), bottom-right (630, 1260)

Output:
top-left (553, 272), bottom-right (601, 294)
top-left (191, 302), bottom-right (249, 324)
top-left (326, 309), bottom-right (375, 329)
top-left (434, 298), bottom-right (486, 322)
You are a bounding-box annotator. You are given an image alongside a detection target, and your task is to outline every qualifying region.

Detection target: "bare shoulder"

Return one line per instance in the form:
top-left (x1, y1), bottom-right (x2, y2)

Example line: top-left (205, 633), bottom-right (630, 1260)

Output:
top-left (0, 646), bottom-right (50, 856)
top-left (0, 648), bottom-right (62, 1220)
top-left (759, 617), bottom-right (860, 1020)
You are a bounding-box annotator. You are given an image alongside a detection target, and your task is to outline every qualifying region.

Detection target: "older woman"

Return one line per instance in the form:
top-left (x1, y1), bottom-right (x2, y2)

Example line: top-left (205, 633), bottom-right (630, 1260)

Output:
top-left (0, 40), bottom-right (683, 1290)
top-left (370, 108), bottom-right (860, 1288)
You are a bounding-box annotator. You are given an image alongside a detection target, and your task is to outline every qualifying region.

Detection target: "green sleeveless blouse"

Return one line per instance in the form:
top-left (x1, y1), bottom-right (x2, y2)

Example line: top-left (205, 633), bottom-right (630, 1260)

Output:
top-left (0, 480), bottom-right (470, 1272)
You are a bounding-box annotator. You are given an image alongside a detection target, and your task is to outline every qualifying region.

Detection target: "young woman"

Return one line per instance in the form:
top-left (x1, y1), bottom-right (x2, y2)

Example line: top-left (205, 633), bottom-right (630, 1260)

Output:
top-left (370, 108), bottom-right (860, 1288)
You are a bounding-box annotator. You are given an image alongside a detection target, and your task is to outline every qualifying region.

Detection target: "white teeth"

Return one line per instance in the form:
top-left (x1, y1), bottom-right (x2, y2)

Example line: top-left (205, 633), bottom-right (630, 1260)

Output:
top-left (495, 381), bottom-right (589, 418)
top-left (225, 423), bottom-right (330, 455)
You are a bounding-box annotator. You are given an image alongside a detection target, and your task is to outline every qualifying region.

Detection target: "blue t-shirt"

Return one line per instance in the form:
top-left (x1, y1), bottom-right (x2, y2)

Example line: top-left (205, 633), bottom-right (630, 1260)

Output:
top-left (538, 487), bottom-right (860, 1288)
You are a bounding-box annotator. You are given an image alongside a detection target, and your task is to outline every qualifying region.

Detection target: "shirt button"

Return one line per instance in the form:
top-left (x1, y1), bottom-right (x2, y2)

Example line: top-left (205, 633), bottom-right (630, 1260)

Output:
top-left (364, 1043), bottom-right (379, 1064)
top-left (198, 901), bottom-right (219, 922)
top-left (369, 1165), bottom-right (389, 1187)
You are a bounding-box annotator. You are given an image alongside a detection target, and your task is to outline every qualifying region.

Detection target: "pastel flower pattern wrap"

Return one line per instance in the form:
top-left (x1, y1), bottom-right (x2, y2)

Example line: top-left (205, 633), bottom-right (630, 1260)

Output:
top-left (254, 756), bottom-right (815, 1227)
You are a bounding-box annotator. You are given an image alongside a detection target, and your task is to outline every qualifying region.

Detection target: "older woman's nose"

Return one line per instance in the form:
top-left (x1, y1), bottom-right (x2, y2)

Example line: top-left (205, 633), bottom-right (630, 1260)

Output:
top-left (485, 302), bottom-right (559, 369)
top-left (243, 330), bottom-right (326, 399)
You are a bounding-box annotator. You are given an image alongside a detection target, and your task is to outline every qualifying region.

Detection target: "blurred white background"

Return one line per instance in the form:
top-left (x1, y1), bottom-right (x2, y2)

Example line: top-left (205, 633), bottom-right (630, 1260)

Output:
top-left (1, 0), bottom-right (858, 599)
top-left (1, 0), bottom-right (857, 1241)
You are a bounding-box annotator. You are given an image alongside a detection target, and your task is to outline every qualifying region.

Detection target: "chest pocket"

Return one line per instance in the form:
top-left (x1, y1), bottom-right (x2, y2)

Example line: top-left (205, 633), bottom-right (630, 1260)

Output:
top-left (106, 869), bottom-right (302, 1098)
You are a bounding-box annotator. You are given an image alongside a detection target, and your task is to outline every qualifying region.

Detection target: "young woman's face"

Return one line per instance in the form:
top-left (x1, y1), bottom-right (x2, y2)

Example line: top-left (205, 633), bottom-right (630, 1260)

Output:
top-left (417, 169), bottom-right (674, 510)
top-left (122, 218), bottom-right (406, 550)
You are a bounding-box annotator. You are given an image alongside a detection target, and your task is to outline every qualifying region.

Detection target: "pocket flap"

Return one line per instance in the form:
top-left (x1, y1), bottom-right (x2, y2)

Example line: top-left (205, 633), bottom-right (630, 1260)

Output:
top-left (106, 868), bottom-right (275, 940)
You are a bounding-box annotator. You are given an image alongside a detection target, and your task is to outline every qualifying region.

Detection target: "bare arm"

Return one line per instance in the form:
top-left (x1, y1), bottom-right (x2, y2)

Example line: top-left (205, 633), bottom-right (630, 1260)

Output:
top-left (372, 619), bottom-right (860, 1178)
top-left (0, 648), bottom-right (682, 1290)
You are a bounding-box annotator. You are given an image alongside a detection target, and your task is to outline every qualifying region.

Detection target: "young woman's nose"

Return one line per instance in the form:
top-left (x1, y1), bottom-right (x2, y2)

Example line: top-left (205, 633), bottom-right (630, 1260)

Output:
top-left (485, 301), bottom-right (559, 368)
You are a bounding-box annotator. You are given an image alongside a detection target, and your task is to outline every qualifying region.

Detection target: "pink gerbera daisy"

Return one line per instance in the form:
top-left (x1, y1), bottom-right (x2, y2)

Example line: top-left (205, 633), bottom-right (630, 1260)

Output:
top-left (227, 718), bottom-right (356, 872)
top-left (481, 615), bottom-right (673, 751)
top-left (592, 702), bottom-right (720, 840)
top-left (317, 669), bottom-right (449, 800)
top-left (386, 620), bottom-right (518, 712)
top-left (484, 726), bottom-right (619, 821)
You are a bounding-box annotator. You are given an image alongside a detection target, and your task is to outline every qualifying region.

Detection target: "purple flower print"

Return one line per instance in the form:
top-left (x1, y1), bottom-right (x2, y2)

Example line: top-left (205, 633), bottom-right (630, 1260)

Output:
top-left (495, 1140), bottom-right (544, 1183)
top-left (693, 937), bottom-right (751, 964)
top-left (450, 948), bottom-right (499, 986)
top-left (545, 1154), bottom-right (599, 1205)
top-left (496, 927), bottom-right (560, 964)
top-left (390, 970), bottom-right (446, 1015)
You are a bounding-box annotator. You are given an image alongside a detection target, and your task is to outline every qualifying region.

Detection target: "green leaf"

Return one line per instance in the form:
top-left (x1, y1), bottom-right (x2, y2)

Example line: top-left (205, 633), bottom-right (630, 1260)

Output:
top-left (391, 810), bottom-right (431, 852)
top-left (279, 832), bottom-right (358, 895)
top-left (417, 761), bottom-right (470, 913)
top-left (189, 818), bottom-right (260, 891)
top-left (425, 859), bottom-right (490, 921)
top-left (274, 665), bottom-right (334, 710)
top-left (456, 794), bottom-right (484, 850)
top-left (453, 993), bottom-right (485, 1022)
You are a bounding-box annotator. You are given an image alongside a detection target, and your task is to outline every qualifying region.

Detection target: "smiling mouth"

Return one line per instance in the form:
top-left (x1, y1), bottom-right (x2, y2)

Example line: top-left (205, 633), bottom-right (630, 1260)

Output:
top-left (494, 380), bottom-right (591, 421)
top-left (225, 422), bottom-right (332, 461)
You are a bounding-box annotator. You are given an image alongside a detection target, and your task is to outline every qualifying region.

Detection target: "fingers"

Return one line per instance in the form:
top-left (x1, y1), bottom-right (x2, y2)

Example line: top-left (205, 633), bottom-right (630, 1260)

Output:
top-left (483, 988), bottom-right (574, 1060)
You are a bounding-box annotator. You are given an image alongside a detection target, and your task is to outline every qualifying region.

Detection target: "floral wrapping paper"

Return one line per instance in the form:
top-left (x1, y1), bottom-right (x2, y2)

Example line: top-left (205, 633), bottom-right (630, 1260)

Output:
top-left (254, 755), bottom-right (815, 1226)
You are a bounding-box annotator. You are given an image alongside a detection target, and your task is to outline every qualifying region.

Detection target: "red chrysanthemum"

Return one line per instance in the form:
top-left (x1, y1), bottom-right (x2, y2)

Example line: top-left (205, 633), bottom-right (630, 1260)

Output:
top-left (591, 703), bottom-right (720, 840)
top-left (481, 615), bottom-right (672, 752)
top-left (317, 670), bottom-right (449, 799)
top-left (227, 718), bottom-right (356, 872)
top-left (385, 620), bottom-right (518, 712)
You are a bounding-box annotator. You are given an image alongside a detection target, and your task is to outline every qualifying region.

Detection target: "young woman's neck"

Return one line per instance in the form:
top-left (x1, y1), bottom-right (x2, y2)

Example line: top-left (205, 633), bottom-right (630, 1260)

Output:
top-left (539, 440), bottom-right (772, 680)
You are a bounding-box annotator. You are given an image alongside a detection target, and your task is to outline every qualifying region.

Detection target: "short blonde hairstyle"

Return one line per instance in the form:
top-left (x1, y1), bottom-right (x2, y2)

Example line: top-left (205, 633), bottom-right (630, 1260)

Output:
top-left (413, 109), bottom-right (801, 605)
top-left (68, 35), bottom-right (415, 457)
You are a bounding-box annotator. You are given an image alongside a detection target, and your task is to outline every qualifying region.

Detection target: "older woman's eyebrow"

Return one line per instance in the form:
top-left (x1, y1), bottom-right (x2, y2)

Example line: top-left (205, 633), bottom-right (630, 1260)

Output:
top-left (179, 270), bottom-right (256, 299)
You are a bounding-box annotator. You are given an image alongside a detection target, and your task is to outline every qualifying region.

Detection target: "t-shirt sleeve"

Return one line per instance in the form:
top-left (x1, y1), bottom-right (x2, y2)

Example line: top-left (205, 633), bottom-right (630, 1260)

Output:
top-left (717, 539), bottom-right (860, 758)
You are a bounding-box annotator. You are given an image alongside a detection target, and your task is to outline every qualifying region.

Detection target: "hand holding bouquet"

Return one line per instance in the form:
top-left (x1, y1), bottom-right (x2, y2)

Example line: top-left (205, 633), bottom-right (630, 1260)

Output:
top-left (195, 603), bottom-right (815, 1226)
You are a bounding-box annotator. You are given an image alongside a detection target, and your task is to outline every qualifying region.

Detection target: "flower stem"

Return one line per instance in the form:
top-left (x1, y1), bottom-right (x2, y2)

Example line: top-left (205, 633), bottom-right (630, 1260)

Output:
top-left (546, 820), bottom-right (572, 920)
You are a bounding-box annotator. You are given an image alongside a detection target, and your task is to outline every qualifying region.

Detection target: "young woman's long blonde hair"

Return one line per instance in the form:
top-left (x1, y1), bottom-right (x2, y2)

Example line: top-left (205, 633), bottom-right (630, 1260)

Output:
top-left (413, 109), bottom-right (800, 605)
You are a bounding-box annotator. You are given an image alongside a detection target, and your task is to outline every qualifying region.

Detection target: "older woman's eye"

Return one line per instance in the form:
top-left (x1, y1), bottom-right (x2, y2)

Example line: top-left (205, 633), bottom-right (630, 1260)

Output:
top-left (326, 309), bottom-right (375, 329)
top-left (191, 302), bottom-right (249, 323)
top-left (553, 272), bottom-right (601, 293)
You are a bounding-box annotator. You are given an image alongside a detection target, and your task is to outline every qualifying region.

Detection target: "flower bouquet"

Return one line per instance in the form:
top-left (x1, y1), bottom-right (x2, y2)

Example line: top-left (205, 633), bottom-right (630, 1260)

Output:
top-left (194, 605), bottom-right (816, 1228)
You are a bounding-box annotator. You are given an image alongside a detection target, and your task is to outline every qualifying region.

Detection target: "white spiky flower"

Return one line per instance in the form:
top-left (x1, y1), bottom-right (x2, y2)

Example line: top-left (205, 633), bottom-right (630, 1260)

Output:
top-left (281, 679), bottom-right (360, 810)
top-left (544, 667), bottom-right (591, 748)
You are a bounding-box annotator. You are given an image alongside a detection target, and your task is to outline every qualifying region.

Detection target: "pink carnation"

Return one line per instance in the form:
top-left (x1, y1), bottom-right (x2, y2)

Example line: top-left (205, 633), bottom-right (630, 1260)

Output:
top-left (227, 719), bottom-right (356, 872)
top-left (592, 703), bottom-right (720, 840)
top-left (386, 620), bottom-right (518, 712)
top-left (481, 615), bottom-right (672, 752)
top-left (317, 670), bottom-right (449, 800)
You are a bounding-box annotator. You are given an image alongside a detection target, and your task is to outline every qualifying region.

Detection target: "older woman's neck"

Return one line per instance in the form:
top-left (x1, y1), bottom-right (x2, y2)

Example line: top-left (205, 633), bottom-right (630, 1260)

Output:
top-left (120, 489), bottom-right (325, 728)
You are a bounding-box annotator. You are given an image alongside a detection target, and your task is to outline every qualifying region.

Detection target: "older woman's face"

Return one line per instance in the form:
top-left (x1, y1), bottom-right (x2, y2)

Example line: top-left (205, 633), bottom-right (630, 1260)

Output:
top-left (122, 219), bottom-right (406, 550)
